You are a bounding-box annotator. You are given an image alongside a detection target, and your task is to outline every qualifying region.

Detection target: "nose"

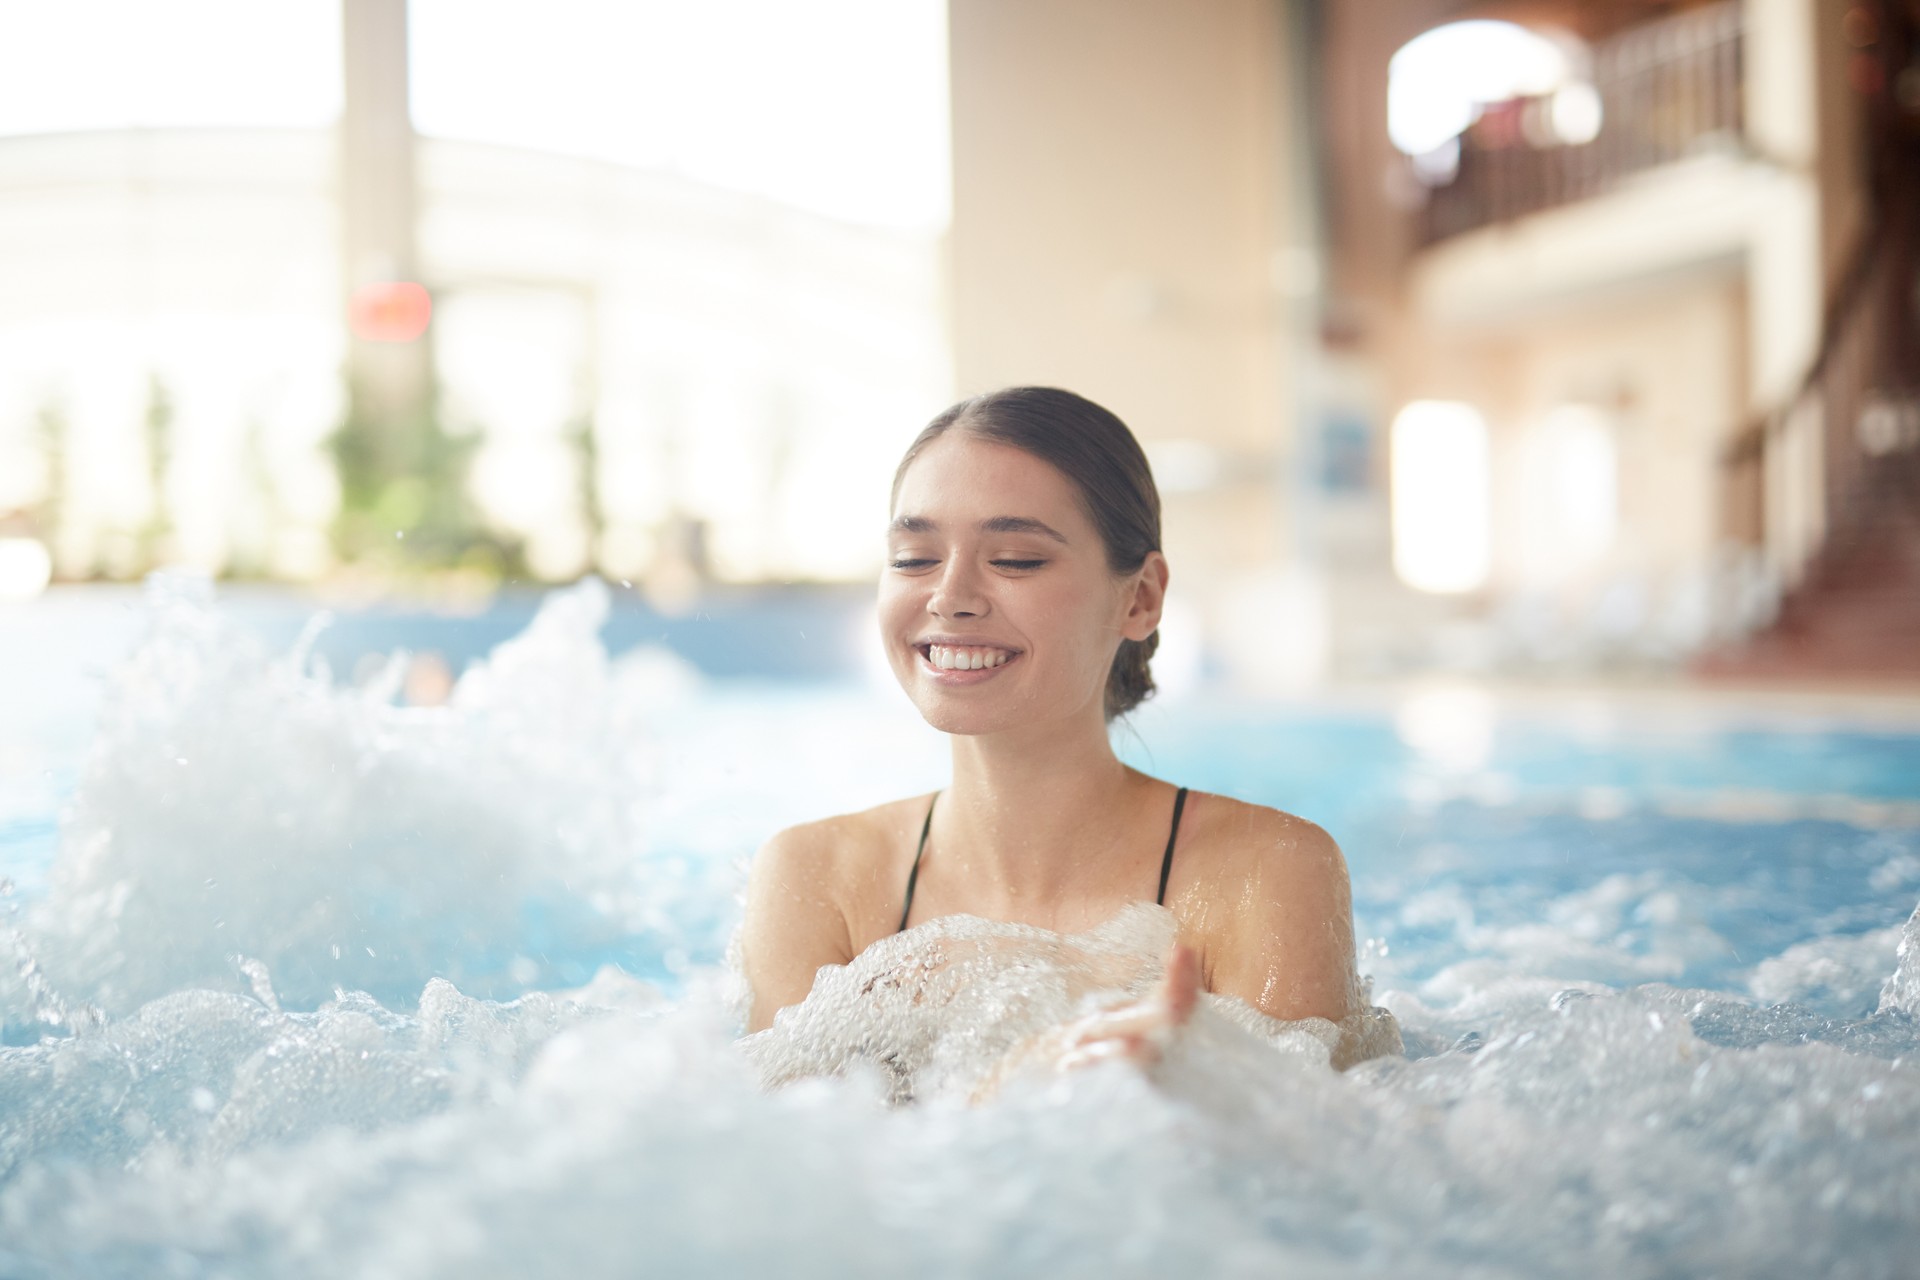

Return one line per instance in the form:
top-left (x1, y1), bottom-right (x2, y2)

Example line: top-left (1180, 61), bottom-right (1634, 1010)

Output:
top-left (927, 558), bottom-right (988, 619)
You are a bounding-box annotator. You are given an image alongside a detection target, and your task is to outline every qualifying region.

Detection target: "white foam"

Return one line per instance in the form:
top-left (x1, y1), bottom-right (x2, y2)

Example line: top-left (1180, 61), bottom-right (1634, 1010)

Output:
top-left (10, 575), bottom-right (692, 1016)
top-left (0, 954), bottom-right (1915, 1277)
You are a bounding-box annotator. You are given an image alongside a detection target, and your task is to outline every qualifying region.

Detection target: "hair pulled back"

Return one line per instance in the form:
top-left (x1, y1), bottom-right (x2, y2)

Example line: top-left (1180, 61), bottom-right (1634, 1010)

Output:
top-left (892, 386), bottom-right (1163, 721)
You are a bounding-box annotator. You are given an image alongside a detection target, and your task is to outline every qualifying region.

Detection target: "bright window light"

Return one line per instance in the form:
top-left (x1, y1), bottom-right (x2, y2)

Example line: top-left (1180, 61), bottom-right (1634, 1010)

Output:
top-left (1521, 404), bottom-right (1617, 579)
top-left (1388, 21), bottom-right (1575, 156)
top-left (1391, 401), bottom-right (1491, 594)
top-left (0, 1), bottom-right (341, 136)
top-left (1550, 82), bottom-right (1605, 146)
top-left (409, 0), bottom-right (950, 233)
top-left (0, 537), bottom-right (53, 601)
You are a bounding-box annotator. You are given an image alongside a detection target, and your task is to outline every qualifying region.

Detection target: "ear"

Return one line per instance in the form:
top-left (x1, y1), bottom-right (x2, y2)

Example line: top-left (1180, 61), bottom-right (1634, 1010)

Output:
top-left (1119, 551), bottom-right (1169, 642)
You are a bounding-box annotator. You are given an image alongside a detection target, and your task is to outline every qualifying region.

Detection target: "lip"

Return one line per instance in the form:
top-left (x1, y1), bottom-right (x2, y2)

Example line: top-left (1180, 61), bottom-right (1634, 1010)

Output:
top-left (912, 637), bottom-right (1023, 684)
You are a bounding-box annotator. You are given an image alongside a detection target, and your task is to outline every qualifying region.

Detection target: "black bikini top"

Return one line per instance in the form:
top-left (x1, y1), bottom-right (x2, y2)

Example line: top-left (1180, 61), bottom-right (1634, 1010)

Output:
top-left (896, 786), bottom-right (1191, 932)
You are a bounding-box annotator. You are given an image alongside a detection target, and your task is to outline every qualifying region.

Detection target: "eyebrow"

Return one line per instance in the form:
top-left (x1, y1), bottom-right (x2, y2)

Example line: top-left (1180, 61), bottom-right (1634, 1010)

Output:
top-left (888, 515), bottom-right (1069, 544)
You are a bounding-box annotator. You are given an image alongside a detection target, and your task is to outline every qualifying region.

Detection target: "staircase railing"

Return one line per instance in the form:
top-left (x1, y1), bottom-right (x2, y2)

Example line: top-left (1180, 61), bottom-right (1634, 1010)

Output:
top-left (1722, 0), bottom-right (1920, 604)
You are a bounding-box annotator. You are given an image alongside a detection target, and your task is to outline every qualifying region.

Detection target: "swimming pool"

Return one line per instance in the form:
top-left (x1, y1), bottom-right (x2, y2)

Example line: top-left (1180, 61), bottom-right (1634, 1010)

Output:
top-left (2, 577), bottom-right (1916, 1277)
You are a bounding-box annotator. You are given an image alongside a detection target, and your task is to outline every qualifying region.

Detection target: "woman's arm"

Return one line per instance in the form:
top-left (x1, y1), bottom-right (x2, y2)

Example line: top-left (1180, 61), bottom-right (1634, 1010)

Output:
top-left (738, 823), bottom-right (856, 1033)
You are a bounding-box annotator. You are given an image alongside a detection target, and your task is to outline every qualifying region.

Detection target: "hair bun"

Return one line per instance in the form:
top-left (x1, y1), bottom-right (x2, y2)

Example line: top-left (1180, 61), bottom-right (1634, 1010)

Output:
top-left (1106, 632), bottom-right (1158, 720)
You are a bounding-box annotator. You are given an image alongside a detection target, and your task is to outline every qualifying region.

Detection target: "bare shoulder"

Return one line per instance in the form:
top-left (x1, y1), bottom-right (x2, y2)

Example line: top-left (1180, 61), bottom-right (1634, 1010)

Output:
top-left (745, 792), bottom-right (933, 943)
top-left (752, 793), bottom-right (931, 890)
top-left (1182, 793), bottom-right (1347, 887)
top-left (740, 793), bottom-right (935, 1032)
top-left (1176, 793), bottom-right (1358, 1025)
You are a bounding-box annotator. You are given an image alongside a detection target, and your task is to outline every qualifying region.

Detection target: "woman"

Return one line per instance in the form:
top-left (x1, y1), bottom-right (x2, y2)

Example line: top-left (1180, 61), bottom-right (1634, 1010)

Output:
top-left (738, 387), bottom-right (1396, 1099)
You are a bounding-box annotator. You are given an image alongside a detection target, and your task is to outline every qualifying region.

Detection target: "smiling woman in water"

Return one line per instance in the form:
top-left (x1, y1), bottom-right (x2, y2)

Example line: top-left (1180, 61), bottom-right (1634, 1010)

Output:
top-left (737, 386), bottom-right (1397, 1094)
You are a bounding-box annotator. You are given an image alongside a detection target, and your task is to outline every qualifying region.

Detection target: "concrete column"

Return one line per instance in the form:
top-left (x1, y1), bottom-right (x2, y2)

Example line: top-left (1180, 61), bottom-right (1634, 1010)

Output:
top-left (339, 0), bottom-right (428, 426)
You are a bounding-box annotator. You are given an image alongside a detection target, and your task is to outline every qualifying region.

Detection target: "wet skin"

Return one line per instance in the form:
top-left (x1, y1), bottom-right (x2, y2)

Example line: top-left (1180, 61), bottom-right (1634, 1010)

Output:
top-left (740, 433), bottom-right (1366, 1082)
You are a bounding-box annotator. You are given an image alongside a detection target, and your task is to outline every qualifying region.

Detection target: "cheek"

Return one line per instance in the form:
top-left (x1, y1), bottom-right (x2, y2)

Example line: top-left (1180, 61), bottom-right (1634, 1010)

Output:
top-left (1034, 581), bottom-right (1125, 653)
top-left (876, 584), bottom-right (907, 638)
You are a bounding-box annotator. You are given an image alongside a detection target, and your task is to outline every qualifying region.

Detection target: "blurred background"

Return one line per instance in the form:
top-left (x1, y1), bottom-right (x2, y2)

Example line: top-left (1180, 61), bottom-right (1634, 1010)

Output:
top-left (0, 0), bottom-right (1915, 693)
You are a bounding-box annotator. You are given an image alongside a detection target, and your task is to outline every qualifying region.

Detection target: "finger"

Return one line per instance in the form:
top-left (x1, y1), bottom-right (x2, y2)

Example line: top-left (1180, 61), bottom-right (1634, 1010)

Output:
top-left (1070, 1003), bottom-right (1165, 1045)
top-left (1158, 942), bottom-right (1201, 1026)
top-left (1058, 1034), bottom-right (1157, 1073)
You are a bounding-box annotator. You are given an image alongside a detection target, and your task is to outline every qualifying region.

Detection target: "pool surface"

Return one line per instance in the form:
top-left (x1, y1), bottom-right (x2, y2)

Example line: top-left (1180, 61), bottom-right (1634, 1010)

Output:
top-left (1, 577), bottom-right (1917, 1277)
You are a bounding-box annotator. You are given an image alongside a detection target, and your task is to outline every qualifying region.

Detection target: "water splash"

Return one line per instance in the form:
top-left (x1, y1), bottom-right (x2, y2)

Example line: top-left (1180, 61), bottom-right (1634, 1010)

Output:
top-left (1, 581), bottom-right (1917, 1276)
top-left (8, 575), bottom-right (705, 1021)
top-left (1878, 901), bottom-right (1920, 1015)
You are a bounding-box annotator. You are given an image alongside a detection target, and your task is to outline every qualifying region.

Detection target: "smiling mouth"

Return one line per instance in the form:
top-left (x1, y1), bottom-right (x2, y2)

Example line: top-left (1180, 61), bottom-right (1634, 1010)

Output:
top-left (917, 643), bottom-right (1020, 671)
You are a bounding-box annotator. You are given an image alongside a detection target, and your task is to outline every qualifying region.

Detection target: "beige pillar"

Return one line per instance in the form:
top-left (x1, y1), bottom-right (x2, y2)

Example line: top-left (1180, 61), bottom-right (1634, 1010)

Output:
top-left (340, 0), bottom-right (429, 426)
top-left (948, 0), bottom-right (1318, 685)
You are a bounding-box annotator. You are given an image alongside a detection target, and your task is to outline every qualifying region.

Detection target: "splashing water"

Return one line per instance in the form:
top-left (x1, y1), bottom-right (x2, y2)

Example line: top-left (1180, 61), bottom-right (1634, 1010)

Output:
top-left (0, 580), bottom-right (1916, 1277)
top-left (8, 573), bottom-right (703, 1019)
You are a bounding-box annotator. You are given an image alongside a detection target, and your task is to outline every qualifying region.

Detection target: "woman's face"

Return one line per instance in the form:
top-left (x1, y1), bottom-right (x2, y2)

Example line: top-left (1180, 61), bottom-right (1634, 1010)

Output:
top-left (880, 432), bottom-right (1163, 737)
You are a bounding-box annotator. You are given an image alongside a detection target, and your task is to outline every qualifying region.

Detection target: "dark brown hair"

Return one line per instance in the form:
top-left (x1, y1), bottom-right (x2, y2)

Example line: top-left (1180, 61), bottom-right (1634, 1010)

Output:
top-left (891, 386), bottom-right (1163, 721)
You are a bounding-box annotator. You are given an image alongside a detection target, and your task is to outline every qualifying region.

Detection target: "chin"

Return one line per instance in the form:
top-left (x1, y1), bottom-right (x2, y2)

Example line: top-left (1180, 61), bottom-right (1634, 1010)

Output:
top-left (897, 685), bottom-right (1005, 736)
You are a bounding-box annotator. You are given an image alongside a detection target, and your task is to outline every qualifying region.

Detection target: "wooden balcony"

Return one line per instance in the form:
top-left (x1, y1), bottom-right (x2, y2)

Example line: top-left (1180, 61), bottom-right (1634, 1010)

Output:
top-left (1417, 2), bottom-right (1745, 246)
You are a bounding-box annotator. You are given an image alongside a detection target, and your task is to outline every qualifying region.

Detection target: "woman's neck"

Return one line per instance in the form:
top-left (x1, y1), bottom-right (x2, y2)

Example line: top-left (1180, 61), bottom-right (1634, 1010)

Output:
top-left (937, 710), bottom-right (1153, 910)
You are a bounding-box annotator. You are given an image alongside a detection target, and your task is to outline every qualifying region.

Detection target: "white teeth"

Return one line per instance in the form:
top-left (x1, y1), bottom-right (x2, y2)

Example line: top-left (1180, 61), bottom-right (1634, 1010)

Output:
top-left (926, 644), bottom-right (1013, 671)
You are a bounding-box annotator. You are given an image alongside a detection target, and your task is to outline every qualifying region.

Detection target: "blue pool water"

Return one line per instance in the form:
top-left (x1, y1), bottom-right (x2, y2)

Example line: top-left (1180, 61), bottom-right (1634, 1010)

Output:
top-left (1, 577), bottom-right (1917, 1277)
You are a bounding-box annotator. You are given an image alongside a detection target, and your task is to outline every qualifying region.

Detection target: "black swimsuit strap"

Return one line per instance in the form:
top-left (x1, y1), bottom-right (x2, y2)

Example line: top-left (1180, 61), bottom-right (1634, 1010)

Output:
top-left (1157, 786), bottom-right (1190, 906)
top-left (898, 785), bottom-right (1190, 932)
top-left (897, 792), bottom-right (936, 932)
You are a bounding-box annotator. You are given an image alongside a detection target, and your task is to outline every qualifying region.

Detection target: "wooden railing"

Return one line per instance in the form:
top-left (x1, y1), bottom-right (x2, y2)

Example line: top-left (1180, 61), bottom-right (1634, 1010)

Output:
top-left (1417, 2), bottom-right (1745, 245)
top-left (1721, 0), bottom-right (1920, 601)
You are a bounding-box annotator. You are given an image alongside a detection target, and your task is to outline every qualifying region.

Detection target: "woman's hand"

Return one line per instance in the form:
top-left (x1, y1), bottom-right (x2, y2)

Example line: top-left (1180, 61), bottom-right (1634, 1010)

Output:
top-left (971, 943), bottom-right (1201, 1102)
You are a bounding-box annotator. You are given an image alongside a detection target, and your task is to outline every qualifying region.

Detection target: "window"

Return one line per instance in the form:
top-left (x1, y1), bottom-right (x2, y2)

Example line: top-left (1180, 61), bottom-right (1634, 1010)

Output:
top-left (1390, 401), bottom-right (1491, 593)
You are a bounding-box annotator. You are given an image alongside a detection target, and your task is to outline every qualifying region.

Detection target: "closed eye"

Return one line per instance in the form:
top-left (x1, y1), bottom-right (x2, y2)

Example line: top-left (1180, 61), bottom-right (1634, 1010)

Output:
top-left (991, 559), bottom-right (1046, 571)
top-left (889, 558), bottom-right (937, 570)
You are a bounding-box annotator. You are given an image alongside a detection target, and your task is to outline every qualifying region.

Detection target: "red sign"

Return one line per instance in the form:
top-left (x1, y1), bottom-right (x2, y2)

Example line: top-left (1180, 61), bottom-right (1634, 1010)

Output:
top-left (349, 281), bottom-right (432, 343)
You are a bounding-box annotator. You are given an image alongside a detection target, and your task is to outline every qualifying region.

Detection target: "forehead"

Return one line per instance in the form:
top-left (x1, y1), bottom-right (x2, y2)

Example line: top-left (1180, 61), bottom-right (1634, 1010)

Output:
top-left (891, 433), bottom-right (1089, 526)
